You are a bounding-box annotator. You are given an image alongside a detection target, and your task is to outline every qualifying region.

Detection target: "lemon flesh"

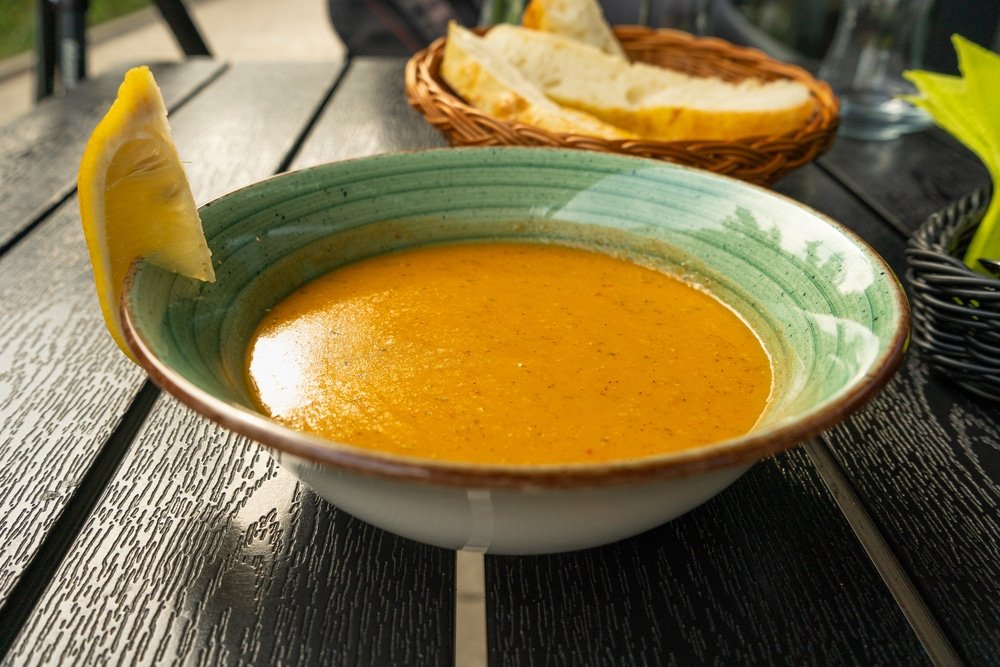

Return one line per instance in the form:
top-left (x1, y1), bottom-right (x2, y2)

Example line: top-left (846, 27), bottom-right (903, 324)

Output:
top-left (79, 66), bottom-right (214, 362)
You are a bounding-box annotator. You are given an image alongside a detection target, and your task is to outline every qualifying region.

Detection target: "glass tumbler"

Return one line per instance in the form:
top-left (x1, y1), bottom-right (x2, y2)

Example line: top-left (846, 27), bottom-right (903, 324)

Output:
top-left (818, 0), bottom-right (934, 140)
top-left (641, 0), bottom-right (713, 35)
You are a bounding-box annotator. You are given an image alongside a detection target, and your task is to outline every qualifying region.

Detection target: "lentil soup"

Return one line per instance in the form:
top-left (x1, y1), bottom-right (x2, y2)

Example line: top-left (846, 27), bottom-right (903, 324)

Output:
top-left (246, 242), bottom-right (771, 465)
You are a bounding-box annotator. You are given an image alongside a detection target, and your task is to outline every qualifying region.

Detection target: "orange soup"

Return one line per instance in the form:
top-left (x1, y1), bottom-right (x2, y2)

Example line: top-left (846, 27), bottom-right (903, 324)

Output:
top-left (246, 242), bottom-right (771, 465)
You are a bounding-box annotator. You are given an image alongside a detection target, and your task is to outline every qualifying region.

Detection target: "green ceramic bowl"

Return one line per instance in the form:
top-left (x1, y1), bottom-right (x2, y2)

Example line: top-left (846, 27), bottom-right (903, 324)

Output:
top-left (122, 147), bottom-right (909, 554)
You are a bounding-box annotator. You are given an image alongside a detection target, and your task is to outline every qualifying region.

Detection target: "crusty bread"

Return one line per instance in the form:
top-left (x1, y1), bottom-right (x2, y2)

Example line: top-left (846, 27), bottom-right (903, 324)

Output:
top-left (484, 24), bottom-right (815, 142)
top-left (440, 23), bottom-right (636, 140)
top-left (521, 0), bottom-right (626, 59)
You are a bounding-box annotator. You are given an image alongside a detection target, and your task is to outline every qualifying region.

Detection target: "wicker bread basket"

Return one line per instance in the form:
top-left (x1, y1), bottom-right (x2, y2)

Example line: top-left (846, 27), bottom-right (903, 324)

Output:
top-left (405, 26), bottom-right (839, 186)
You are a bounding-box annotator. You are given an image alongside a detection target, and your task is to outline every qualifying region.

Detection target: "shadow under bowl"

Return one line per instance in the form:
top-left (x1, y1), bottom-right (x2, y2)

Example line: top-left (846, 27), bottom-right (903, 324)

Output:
top-left (122, 147), bottom-right (909, 554)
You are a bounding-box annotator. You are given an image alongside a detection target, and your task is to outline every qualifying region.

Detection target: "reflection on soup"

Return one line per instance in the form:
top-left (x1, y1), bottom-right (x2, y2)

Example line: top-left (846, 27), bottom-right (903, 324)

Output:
top-left (246, 242), bottom-right (772, 465)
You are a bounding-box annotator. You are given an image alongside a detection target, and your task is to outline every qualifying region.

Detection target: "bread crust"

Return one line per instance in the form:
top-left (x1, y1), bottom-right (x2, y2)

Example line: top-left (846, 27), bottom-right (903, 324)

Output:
top-left (440, 23), bottom-right (637, 140)
top-left (485, 25), bottom-right (814, 141)
top-left (521, 0), bottom-right (627, 59)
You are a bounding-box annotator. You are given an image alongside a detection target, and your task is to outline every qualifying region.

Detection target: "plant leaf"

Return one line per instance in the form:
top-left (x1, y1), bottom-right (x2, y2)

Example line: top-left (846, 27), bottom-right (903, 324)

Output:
top-left (904, 71), bottom-right (988, 160)
top-left (904, 35), bottom-right (1000, 273)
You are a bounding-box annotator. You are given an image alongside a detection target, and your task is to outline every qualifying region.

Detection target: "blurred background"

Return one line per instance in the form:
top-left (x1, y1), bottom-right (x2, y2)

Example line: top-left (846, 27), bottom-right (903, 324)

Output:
top-left (0, 0), bottom-right (346, 125)
top-left (1, 0), bottom-right (998, 127)
top-left (729, 0), bottom-right (999, 71)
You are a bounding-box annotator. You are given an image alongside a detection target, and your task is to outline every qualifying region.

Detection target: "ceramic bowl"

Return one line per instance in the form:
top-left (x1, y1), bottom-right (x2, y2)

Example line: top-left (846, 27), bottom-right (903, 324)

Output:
top-left (122, 147), bottom-right (909, 555)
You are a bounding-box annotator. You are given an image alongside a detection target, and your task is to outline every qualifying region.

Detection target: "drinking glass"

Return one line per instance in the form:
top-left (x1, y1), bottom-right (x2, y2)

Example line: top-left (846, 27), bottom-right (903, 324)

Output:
top-left (818, 0), bottom-right (933, 140)
top-left (641, 0), bottom-right (713, 35)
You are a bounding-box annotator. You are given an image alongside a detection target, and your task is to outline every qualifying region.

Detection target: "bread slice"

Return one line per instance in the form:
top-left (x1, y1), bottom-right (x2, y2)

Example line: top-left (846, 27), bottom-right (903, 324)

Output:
top-left (484, 24), bottom-right (815, 142)
top-left (440, 23), bottom-right (636, 140)
top-left (521, 0), bottom-right (626, 59)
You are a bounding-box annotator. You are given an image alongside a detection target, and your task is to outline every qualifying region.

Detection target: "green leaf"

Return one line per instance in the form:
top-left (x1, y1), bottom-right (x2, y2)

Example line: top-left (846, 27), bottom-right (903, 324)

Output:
top-left (904, 72), bottom-right (988, 159)
top-left (904, 35), bottom-right (1000, 273)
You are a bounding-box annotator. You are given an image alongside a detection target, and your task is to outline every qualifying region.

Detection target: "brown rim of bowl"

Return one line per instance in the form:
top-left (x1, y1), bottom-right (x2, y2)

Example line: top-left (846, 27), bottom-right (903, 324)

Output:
top-left (119, 154), bottom-right (909, 491)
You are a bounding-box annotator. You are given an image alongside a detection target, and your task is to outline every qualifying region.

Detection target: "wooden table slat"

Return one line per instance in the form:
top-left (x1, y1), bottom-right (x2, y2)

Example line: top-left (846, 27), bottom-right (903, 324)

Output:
top-left (0, 60), bottom-right (225, 252)
top-left (783, 137), bottom-right (1000, 665)
top-left (487, 448), bottom-right (929, 666)
top-left (288, 57), bottom-right (446, 171)
top-left (0, 60), bottom-right (342, 616)
top-left (5, 397), bottom-right (454, 666)
top-left (4, 58), bottom-right (456, 667)
top-left (821, 367), bottom-right (999, 665)
top-left (817, 130), bottom-right (991, 236)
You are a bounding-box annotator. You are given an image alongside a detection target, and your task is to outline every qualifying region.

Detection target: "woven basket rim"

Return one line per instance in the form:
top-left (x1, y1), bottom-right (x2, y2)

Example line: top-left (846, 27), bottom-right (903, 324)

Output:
top-left (908, 187), bottom-right (1000, 287)
top-left (905, 189), bottom-right (1000, 400)
top-left (404, 25), bottom-right (839, 185)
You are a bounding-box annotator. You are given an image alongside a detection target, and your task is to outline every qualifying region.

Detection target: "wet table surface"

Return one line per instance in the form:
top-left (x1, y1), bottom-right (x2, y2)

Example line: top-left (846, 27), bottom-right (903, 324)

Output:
top-left (0, 57), bottom-right (996, 666)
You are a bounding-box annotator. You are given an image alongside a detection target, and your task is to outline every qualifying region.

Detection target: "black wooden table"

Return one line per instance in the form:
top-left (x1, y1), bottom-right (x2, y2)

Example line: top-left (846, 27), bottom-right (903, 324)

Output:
top-left (0, 57), bottom-right (997, 666)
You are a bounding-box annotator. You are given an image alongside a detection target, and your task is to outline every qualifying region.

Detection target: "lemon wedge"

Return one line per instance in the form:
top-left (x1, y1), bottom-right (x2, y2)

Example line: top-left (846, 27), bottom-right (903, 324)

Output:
top-left (79, 66), bottom-right (215, 362)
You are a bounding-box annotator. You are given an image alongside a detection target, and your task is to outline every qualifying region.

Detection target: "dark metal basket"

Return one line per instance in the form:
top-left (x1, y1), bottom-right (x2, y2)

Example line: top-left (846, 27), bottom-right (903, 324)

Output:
top-left (905, 188), bottom-right (1000, 400)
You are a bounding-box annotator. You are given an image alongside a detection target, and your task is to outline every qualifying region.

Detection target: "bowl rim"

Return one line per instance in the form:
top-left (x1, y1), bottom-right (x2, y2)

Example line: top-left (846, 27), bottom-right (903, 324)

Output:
top-left (121, 146), bottom-right (910, 490)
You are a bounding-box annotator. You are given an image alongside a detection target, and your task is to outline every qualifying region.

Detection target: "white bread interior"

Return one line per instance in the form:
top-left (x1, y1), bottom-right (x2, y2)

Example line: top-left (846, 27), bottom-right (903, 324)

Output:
top-left (440, 23), bottom-right (636, 140)
top-left (482, 24), bottom-right (814, 142)
top-left (521, 0), bottom-right (626, 59)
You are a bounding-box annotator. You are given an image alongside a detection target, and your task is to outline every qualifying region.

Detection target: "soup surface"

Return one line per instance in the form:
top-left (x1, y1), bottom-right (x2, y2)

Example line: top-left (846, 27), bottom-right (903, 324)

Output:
top-left (246, 242), bottom-right (771, 465)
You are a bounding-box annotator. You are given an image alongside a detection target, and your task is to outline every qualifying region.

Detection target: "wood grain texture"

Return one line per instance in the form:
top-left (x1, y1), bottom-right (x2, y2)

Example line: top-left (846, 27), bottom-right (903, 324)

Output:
top-left (5, 397), bottom-right (453, 666)
top-left (817, 129), bottom-right (991, 236)
top-left (796, 135), bottom-right (1000, 664)
top-left (0, 62), bottom-right (342, 612)
top-left (288, 58), bottom-right (445, 170)
top-left (485, 449), bottom-right (928, 666)
top-left (0, 60), bottom-right (224, 251)
top-left (820, 366), bottom-right (998, 665)
top-left (4, 58), bottom-right (456, 666)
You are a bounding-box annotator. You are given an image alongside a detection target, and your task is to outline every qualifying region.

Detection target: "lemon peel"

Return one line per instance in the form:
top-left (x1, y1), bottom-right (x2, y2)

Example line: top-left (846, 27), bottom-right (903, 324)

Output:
top-left (79, 66), bottom-right (214, 362)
